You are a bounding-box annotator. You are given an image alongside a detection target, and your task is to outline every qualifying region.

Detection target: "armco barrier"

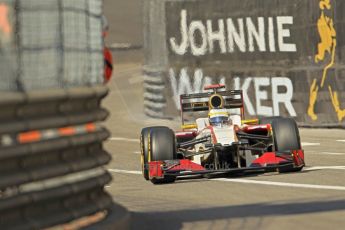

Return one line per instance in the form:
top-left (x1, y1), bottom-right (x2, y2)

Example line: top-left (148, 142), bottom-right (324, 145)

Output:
top-left (0, 1), bottom-right (129, 229)
top-left (143, 0), bottom-right (345, 127)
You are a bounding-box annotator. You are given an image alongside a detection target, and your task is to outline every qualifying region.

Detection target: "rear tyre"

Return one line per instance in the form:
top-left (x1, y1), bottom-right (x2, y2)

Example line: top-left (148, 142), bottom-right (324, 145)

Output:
top-left (271, 118), bottom-right (301, 152)
top-left (140, 126), bottom-right (177, 183)
top-left (258, 116), bottom-right (282, 151)
top-left (271, 118), bottom-right (302, 172)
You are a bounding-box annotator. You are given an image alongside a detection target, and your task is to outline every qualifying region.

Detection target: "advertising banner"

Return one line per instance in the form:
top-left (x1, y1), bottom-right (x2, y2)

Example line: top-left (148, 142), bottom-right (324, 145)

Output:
top-left (161, 0), bottom-right (345, 126)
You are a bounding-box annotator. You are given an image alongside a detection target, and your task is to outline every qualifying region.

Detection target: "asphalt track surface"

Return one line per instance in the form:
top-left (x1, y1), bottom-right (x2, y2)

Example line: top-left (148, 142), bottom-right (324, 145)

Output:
top-left (103, 1), bottom-right (345, 229)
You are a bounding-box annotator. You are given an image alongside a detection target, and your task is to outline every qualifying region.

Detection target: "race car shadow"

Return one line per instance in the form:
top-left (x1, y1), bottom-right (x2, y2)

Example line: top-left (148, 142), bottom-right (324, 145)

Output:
top-left (171, 169), bottom-right (311, 182)
top-left (130, 199), bottom-right (345, 230)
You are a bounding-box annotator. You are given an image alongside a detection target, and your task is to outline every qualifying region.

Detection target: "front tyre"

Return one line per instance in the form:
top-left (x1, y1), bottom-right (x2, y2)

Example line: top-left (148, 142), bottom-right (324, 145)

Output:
top-left (140, 126), bottom-right (177, 183)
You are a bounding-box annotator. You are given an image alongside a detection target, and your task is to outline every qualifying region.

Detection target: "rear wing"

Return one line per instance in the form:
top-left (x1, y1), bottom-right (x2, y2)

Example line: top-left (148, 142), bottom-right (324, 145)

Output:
top-left (179, 90), bottom-right (244, 124)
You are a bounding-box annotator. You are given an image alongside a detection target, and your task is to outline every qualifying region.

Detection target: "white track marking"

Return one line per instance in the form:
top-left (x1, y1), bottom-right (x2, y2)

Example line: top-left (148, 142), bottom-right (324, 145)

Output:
top-left (108, 169), bottom-right (142, 175)
top-left (301, 142), bottom-right (321, 146)
top-left (336, 140), bottom-right (345, 143)
top-left (321, 152), bottom-right (345, 155)
top-left (133, 151), bottom-right (141, 154)
top-left (112, 76), bottom-right (137, 122)
top-left (307, 151), bottom-right (345, 156)
top-left (109, 137), bottom-right (139, 142)
top-left (212, 178), bottom-right (345, 191)
top-left (303, 166), bottom-right (345, 171)
top-left (108, 168), bottom-right (345, 191)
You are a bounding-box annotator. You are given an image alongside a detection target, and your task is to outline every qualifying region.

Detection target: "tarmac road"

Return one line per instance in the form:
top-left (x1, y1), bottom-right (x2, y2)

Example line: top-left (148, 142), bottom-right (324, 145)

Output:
top-left (102, 1), bottom-right (345, 229)
top-left (102, 62), bottom-right (345, 230)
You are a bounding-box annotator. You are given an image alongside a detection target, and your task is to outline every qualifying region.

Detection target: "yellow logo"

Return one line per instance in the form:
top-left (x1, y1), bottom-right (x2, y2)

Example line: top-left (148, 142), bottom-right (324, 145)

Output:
top-left (308, 0), bottom-right (345, 122)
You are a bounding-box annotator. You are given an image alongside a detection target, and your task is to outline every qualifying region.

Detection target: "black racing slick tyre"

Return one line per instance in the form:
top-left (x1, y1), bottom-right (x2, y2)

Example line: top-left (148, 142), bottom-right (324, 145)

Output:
top-left (140, 127), bottom-right (177, 183)
top-left (271, 118), bottom-right (301, 152)
top-left (141, 126), bottom-right (164, 180)
top-left (271, 118), bottom-right (302, 172)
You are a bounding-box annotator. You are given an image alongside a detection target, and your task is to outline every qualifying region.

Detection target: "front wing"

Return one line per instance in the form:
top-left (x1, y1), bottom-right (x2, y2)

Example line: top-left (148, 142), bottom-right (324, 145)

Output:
top-left (148, 150), bottom-right (305, 181)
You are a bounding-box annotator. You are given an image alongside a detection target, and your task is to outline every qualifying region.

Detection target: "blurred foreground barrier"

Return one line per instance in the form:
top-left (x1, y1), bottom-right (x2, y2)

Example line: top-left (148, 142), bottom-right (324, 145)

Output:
top-left (143, 0), bottom-right (345, 127)
top-left (0, 86), bottom-right (125, 229)
top-left (0, 0), bottom-right (129, 229)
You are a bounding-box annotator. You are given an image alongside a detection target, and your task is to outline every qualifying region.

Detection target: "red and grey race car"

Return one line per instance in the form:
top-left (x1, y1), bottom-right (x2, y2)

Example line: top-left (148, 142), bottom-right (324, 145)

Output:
top-left (140, 84), bottom-right (305, 184)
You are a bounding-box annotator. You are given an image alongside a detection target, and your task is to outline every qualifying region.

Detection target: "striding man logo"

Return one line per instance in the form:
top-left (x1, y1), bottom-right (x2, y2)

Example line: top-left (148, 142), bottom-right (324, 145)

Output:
top-left (308, 0), bottom-right (345, 122)
top-left (315, 0), bottom-right (335, 64)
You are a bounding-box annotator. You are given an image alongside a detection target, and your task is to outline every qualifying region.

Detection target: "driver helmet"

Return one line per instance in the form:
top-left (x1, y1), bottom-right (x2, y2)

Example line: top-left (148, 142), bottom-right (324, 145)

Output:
top-left (208, 109), bottom-right (230, 126)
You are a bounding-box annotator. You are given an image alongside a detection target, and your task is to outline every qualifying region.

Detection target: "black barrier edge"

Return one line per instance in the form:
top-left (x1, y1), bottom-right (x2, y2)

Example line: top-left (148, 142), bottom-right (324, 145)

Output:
top-left (1, 190), bottom-right (113, 230)
top-left (0, 86), bottom-right (108, 106)
top-left (0, 150), bottom-right (111, 189)
top-left (0, 171), bottom-right (111, 212)
top-left (0, 109), bottom-right (109, 134)
top-left (2, 98), bottom-right (103, 121)
top-left (0, 128), bottom-right (110, 160)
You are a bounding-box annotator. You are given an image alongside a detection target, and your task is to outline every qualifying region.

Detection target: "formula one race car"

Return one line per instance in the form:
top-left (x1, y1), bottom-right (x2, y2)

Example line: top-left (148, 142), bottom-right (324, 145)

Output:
top-left (140, 84), bottom-right (305, 184)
